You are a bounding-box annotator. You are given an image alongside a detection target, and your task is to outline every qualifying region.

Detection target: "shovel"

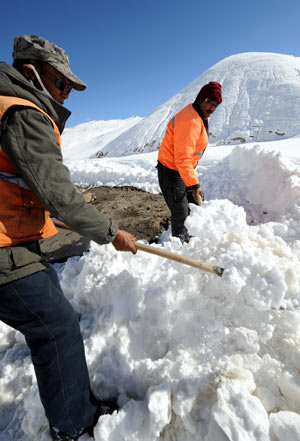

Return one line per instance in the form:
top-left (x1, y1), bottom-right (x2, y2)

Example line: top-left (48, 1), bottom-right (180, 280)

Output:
top-left (53, 219), bottom-right (224, 277)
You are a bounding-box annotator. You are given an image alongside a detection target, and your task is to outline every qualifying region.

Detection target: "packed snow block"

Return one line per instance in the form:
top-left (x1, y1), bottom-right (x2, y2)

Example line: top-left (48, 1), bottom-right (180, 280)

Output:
top-left (269, 411), bottom-right (300, 441)
top-left (210, 383), bottom-right (270, 441)
top-left (277, 371), bottom-right (300, 408)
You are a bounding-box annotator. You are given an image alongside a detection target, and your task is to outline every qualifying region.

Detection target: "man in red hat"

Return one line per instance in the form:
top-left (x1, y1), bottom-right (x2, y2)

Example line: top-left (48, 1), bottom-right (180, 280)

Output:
top-left (157, 81), bottom-right (222, 243)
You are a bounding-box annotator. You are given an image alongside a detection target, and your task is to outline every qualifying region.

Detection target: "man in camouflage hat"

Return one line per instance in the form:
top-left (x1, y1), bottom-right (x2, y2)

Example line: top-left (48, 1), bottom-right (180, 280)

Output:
top-left (0, 35), bottom-right (136, 440)
top-left (13, 34), bottom-right (87, 91)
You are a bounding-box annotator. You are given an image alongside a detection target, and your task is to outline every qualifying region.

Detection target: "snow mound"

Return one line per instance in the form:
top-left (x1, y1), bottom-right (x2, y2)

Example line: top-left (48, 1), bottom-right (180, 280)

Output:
top-left (2, 141), bottom-right (300, 440)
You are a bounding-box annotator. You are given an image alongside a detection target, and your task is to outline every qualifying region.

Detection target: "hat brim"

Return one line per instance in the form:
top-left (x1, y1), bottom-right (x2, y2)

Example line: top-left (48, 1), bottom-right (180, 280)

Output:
top-left (49, 60), bottom-right (86, 91)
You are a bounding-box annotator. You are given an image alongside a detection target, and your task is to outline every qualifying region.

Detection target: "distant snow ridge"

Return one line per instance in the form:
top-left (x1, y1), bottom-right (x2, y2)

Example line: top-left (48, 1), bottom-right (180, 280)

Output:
top-left (61, 116), bottom-right (143, 161)
top-left (102, 52), bottom-right (300, 156)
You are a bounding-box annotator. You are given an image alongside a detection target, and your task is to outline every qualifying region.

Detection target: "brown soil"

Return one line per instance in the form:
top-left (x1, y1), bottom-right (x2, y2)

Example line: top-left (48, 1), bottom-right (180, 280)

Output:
top-left (40, 186), bottom-right (170, 262)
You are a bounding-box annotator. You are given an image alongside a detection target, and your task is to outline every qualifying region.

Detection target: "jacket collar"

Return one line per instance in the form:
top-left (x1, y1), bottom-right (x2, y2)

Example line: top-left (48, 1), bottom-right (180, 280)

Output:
top-left (0, 62), bottom-right (71, 133)
top-left (192, 100), bottom-right (209, 133)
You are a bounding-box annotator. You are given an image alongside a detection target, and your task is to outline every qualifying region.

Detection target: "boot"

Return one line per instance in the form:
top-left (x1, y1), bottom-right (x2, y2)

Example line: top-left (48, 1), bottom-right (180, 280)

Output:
top-left (86, 398), bottom-right (119, 437)
top-left (50, 397), bottom-right (118, 440)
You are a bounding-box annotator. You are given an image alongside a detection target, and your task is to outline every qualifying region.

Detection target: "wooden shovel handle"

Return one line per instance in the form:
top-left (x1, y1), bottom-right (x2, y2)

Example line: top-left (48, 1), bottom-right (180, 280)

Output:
top-left (195, 194), bottom-right (203, 205)
top-left (134, 242), bottom-right (224, 277)
top-left (53, 219), bottom-right (74, 231)
top-left (53, 219), bottom-right (224, 277)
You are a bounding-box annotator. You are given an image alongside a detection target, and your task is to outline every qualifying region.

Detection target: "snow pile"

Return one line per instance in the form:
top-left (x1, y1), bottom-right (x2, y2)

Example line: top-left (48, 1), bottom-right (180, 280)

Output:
top-left (200, 144), bottom-right (300, 225)
top-left (66, 151), bottom-right (159, 193)
top-left (1, 140), bottom-right (300, 440)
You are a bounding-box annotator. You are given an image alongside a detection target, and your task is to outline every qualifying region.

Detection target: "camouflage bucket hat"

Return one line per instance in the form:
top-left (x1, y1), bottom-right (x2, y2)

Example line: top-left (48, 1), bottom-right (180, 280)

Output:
top-left (13, 34), bottom-right (86, 91)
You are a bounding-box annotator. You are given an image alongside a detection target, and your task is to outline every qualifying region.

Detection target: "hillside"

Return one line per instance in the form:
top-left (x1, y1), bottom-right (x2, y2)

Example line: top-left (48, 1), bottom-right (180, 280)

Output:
top-left (61, 116), bottom-right (143, 161)
top-left (64, 52), bottom-right (300, 158)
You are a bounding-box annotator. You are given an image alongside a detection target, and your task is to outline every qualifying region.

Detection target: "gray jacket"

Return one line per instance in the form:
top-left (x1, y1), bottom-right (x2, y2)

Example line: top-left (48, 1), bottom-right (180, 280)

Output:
top-left (0, 62), bottom-right (117, 284)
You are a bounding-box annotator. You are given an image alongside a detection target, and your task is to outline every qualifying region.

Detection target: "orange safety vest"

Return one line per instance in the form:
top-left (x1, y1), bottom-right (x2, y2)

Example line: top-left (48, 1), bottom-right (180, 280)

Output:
top-left (0, 96), bottom-right (59, 246)
top-left (158, 103), bottom-right (208, 187)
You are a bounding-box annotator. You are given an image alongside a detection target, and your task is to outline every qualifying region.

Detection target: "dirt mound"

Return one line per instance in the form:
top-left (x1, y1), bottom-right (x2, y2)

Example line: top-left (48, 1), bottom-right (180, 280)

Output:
top-left (40, 186), bottom-right (170, 262)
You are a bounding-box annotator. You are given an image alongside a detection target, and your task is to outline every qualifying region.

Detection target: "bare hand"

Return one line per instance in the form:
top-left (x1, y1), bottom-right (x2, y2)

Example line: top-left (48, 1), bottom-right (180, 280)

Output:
top-left (192, 187), bottom-right (204, 205)
top-left (112, 230), bottom-right (137, 254)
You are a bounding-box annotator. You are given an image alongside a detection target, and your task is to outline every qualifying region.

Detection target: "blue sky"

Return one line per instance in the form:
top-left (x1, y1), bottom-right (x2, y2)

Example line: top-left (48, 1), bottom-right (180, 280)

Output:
top-left (2, 0), bottom-right (300, 127)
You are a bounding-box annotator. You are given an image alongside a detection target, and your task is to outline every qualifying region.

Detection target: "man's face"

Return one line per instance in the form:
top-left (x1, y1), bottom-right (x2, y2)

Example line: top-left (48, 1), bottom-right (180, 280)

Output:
top-left (199, 98), bottom-right (219, 119)
top-left (38, 64), bottom-right (73, 105)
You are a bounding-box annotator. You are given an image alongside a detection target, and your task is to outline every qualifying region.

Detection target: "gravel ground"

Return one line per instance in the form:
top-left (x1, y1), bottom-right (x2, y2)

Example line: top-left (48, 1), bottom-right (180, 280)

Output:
top-left (40, 186), bottom-right (170, 262)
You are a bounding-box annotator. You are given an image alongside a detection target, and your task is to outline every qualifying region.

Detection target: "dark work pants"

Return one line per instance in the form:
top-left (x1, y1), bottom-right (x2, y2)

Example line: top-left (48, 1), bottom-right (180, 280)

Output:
top-left (157, 161), bottom-right (196, 242)
top-left (0, 265), bottom-right (96, 438)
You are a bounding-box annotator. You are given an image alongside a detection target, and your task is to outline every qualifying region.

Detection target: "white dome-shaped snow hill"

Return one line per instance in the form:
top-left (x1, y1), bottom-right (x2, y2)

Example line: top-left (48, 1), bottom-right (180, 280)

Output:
top-left (100, 52), bottom-right (300, 157)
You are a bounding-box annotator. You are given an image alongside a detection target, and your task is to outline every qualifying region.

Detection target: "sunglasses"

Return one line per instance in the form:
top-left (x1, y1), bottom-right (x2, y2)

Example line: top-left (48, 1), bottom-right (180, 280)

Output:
top-left (42, 70), bottom-right (73, 94)
top-left (205, 98), bottom-right (219, 108)
top-left (55, 77), bottom-right (72, 93)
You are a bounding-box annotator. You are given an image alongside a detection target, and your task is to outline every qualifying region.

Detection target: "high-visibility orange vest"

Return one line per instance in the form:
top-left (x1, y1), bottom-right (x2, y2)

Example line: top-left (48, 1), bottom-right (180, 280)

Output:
top-left (158, 104), bottom-right (208, 187)
top-left (0, 96), bottom-right (59, 246)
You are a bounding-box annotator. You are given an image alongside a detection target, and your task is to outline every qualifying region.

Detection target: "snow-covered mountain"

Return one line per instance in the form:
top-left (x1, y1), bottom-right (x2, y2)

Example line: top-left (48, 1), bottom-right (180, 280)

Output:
top-left (64, 52), bottom-right (300, 159)
top-left (61, 116), bottom-right (142, 161)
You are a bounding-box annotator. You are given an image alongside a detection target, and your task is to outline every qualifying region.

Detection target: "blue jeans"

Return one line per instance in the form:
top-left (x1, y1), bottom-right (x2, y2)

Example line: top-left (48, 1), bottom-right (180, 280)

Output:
top-left (0, 265), bottom-right (96, 438)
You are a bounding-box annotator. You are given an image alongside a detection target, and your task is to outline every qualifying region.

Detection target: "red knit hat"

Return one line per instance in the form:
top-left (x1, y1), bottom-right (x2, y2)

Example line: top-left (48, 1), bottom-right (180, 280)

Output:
top-left (195, 81), bottom-right (222, 104)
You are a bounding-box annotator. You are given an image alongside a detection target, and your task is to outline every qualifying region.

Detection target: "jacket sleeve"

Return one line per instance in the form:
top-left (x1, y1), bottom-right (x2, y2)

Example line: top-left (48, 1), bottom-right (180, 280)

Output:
top-left (0, 107), bottom-right (118, 245)
top-left (173, 119), bottom-right (201, 188)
